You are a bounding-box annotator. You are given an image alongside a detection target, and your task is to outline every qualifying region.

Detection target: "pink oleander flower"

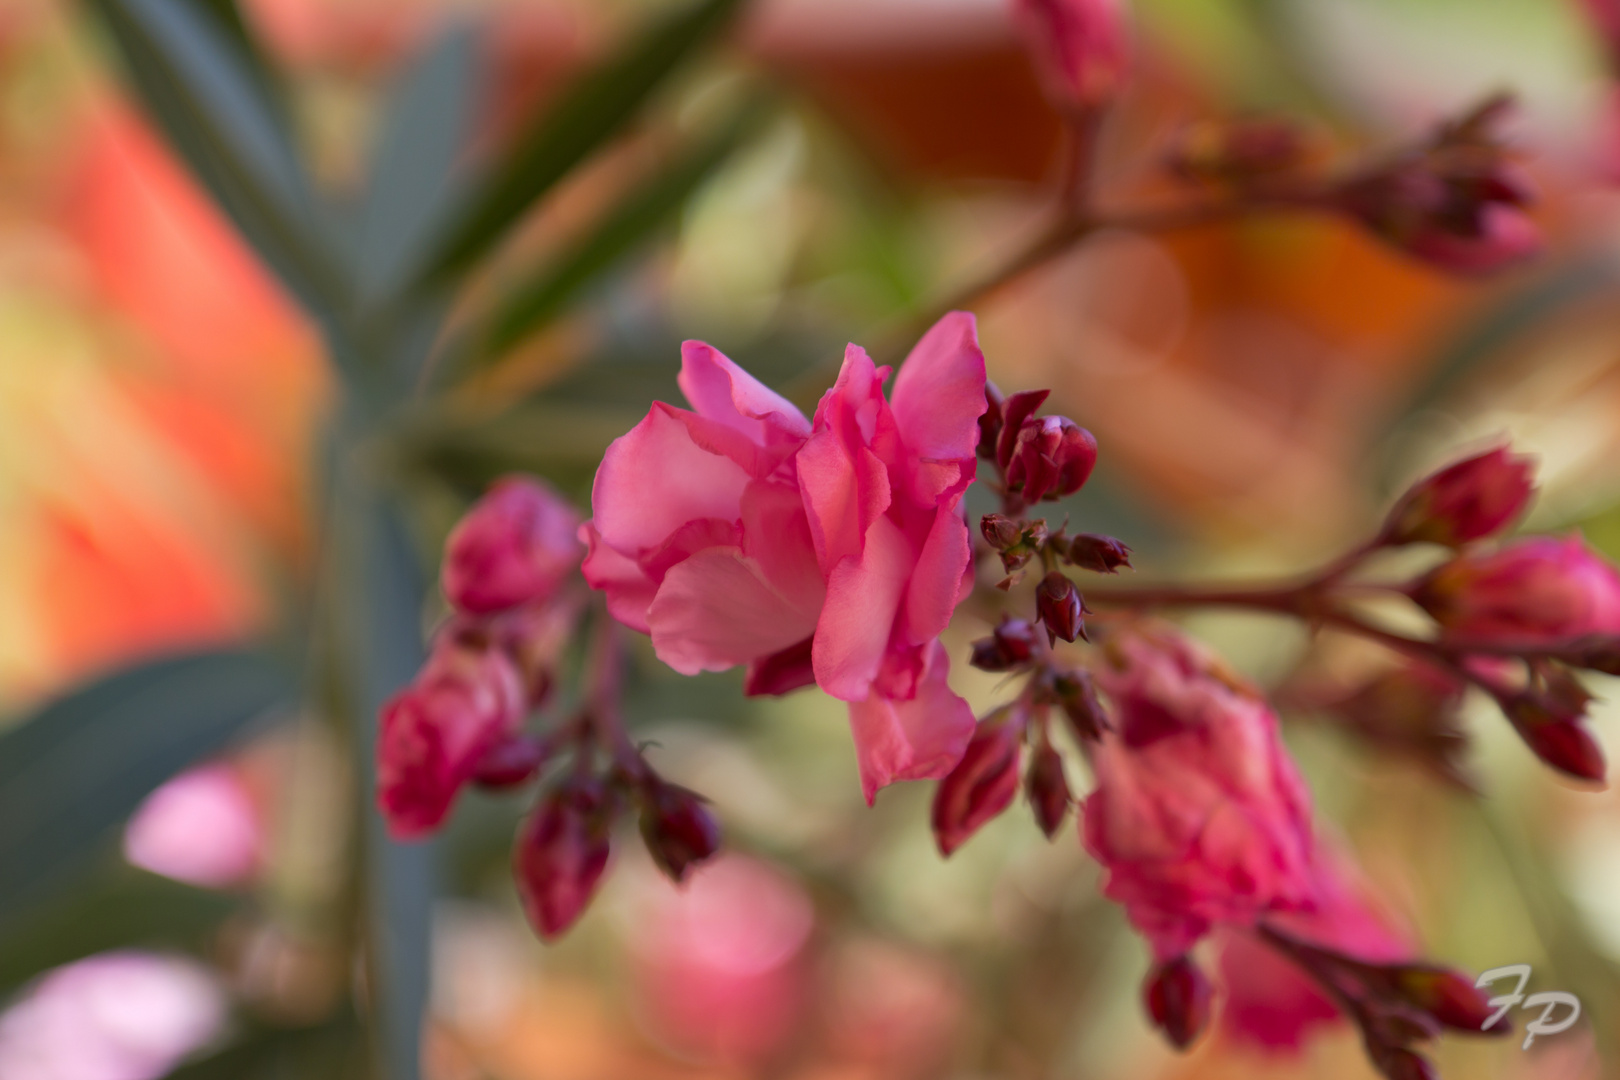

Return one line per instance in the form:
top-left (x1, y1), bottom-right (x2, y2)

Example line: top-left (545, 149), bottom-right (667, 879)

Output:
top-left (1082, 627), bottom-right (1316, 959)
top-left (377, 635), bottom-right (526, 839)
top-left (1411, 535), bottom-right (1620, 644)
top-left (1384, 446), bottom-right (1536, 548)
top-left (1010, 0), bottom-right (1131, 114)
top-left (1218, 842), bottom-right (1412, 1052)
top-left (582, 313), bottom-right (988, 801)
top-left (442, 475), bottom-right (583, 615)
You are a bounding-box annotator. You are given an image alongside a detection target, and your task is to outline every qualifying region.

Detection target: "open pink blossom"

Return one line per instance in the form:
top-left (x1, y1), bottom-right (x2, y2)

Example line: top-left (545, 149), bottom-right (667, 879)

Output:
top-left (441, 475), bottom-right (582, 615)
top-left (377, 635), bottom-right (526, 839)
top-left (1412, 535), bottom-right (1620, 645)
top-left (1082, 626), bottom-right (1316, 959)
top-left (582, 314), bottom-right (987, 801)
top-left (1218, 841), bottom-right (1412, 1051)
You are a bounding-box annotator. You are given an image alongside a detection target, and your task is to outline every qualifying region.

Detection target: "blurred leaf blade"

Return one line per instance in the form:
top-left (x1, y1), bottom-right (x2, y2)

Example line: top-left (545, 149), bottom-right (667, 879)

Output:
top-left (86, 0), bottom-right (349, 334)
top-left (0, 648), bottom-right (296, 926)
top-left (471, 98), bottom-right (770, 367)
top-left (356, 24), bottom-right (480, 309)
top-left (417, 0), bottom-right (750, 284)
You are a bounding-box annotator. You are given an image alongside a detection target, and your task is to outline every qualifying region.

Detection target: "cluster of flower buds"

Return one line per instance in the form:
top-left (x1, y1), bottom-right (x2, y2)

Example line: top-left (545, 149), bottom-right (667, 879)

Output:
top-left (1258, 925), bottom-right (1507, 1080)
top-left (979, 386), bottom-right (1098, 513)
top-left (515, 758), bottom-right (722, 939)
top-left (377, 475), bottom-right (723, 942)
top-left (1334, 96), bottom-right (1540, 276)
top-left (1164, 117), bottom-right (1315, 190)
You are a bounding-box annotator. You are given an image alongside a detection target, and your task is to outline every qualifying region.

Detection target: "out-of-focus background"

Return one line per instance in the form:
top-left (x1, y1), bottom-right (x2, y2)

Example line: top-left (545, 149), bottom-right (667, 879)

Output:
top-left (0, 0), bottom-right (1618, 1077)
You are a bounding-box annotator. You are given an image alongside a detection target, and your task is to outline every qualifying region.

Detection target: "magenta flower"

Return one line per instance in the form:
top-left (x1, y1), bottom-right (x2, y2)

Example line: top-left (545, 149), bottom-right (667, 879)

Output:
top-left (1384, 446), bottom-right (1535, 548)
top-left (1082, 627), bottom-right (1316, 959)
top-left (1010, 0), bottom-right (1131, 114)
top-left (1412, 535), bottom-right (1620, 644)
top-left (441, 475), bottom-right (583, 615)
top-left (377, 636), bottom-right (526, 839)
top-left (582, 314), bottom-right (988, 801)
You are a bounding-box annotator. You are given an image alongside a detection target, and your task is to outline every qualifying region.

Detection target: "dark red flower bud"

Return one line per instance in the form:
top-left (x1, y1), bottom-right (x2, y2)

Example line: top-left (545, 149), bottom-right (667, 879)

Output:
top-left (1384, 447), bottom-right (1535, 548)
top-left (1007, 417), bottom-right (1098, 503)
top-left (1386, 965), bottom-right (1503, 1032)
top-left (1025, 742), bottom-right (1071, 838)
top-left (1068, 533), bottom-right (1132, 574)
top-left (978, 382), bottom-right (1006, 460)
top-left (1512, 713), bottom-right (1607, 782)
top-left (1373, 1048), bottom-right (1438, 1080)
top-left (970, 618), bottom-right (1039, 672)
top-left (995, 390), bottom-right (1050, 470)
top-left (1050, 670), bottom-right (1110, 740)
top-left (638, 779), bottom-right (722, 884)
top-left (1036, 572), bottom-right (1087, 645)
top-left (981, 513), bottom-right (1024, 550)
top-left (473, 735), bottom-right (549, 790)
top-left (1166, 117), bottom-right (1312, 186)
top-left (1144, 955), bottom-right (1213, 1050)
top-left (931, 713), bottom-right (1024, 856)
top-left (513, 778), bottom-right (614, 940)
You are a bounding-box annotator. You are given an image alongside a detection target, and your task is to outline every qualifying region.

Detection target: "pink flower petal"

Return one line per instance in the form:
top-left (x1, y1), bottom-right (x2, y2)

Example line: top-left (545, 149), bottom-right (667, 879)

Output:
top-left (888, 312), bottom-right (987, 505)
top-left (649, 548), bottom-right (823, 675)
top-left (679, 340), bottom-right (811, 441)
top-left (741, 481), bottom-right (826, 617)
top-left (847, 641), bottom-right (975, 803)
top-left (902, 505), bottom-right (972, 647)
top-left (593, 403), bottom-right (752, 555)
top-left (580, 521), bottom-right (658, 634)
top-left (813, 515), bottom-right (912, 701)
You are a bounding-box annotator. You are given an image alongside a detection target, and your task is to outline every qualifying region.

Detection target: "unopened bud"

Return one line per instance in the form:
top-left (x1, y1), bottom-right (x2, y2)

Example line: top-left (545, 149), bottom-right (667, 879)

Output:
top-left (1011, 0), bottom-right (1131, 115)
top-left (1144, 955), bottom-right (1213, 1050)
top-left (1511, 712), bottom-right (1607, 783)
top-left (473, 735), bottom-right (549, 790)
top-left (1068, 533), bottom-right (1132, 573)
top-left (1050, 670), bottom-right (1110, 740)
top-left (970, 618), bottom-right (1039, 672)
top-left (994, 390), bottom-right (1050, 471)
top-left (1025, 742), bottom-right (1071, 838)
top-left (981, 513), bottom-right (1024, 550)
top-left (638, 779), bottom-right (722, 884)
top-left (1036, 572), bottom-right (1087, 645)
top-left (1388, 966), bottom-right (1503, 1033)
top-left (1007, 416), bottom-right (1099, 504)
top-left (931, 714), bottom-right (1024, 856)
top-left (443, 476), bottom-right (583, 615)
top-left (513, 778), bottom-right (613, 940)
top-left (1384, 447), bottom-right (1535, 548)
top-left (1373, 1048), bottom-right (1438, 1080)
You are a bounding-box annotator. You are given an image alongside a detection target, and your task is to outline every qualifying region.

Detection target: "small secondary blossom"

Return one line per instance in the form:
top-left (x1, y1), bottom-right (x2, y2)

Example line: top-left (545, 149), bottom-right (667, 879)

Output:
top-left (441, 475), bottom-right (582, 615)
top-left (583, 314), bottom-right (989, 801)
top-left (1082, 626), bottom-right (1315, 959)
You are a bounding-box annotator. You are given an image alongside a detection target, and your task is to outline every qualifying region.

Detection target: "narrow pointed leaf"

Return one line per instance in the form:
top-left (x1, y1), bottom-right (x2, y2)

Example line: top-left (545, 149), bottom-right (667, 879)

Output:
top-left (417, 0), bottom-right (749, 284)
top-left (0, 648), bottom-right (295, 925)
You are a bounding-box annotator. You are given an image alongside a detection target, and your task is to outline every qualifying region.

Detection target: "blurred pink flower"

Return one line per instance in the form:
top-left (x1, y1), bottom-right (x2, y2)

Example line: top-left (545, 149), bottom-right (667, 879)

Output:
top-left (123, 764), bottom-right (263, 889)
top-left (583, 313), bottom-right (988, 800)
top-left (1218, 843), bottom-right (1412, 1051)
top-left (624, 855), bottom-right (814, 1064)
top-left (377, 635), bottom-right (526, 839)
top-left (441, 476), bottom-right (582, 616)
top-left (1412, 535), bottom-right (1620, 644)
top-left (0, 951), bottom-right (225, 1080)
top-left (1009, 0), bottom-right (1130, 113)
top-left (1083, 627), bottom-right (1316, 959)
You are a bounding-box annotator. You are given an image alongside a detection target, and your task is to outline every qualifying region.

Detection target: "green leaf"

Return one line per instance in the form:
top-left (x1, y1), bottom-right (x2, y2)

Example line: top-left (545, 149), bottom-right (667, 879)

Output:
top-left (416, 0), bottom-right (750, 285)
top-left (469, 99), bottom-right (770, 367)
top-left (355, 25), bottom-right (480, 310)
top-left (0, 648), bottom-right (295, 926)
top-left (86, 0), bottom-right (348, 333)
